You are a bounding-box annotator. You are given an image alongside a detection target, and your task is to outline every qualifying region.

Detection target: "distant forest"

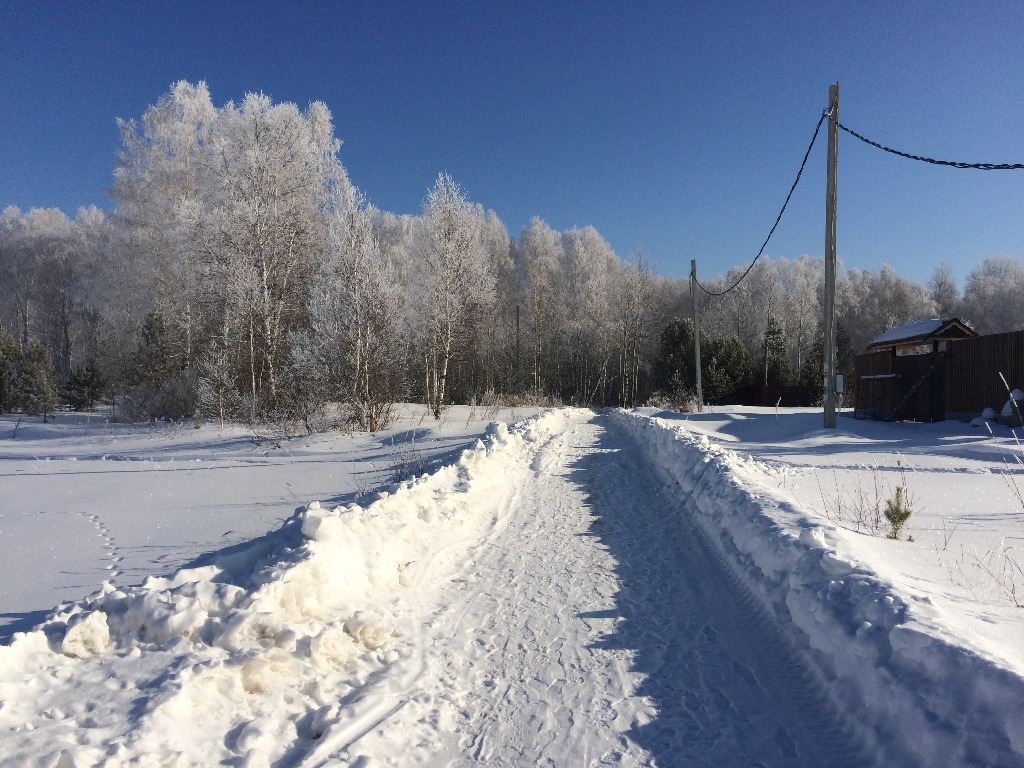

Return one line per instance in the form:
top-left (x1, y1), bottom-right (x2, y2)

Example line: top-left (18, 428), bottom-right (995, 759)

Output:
top-left (2, 82), bottom-right (1022, 430)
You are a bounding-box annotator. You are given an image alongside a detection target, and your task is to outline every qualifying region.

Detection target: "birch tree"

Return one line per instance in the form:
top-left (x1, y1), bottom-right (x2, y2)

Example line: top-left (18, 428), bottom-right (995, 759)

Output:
top-left (302, 183), bottom-right (405, 431)
top-left (614, 252), bottom-right (653, 407)
top-left (516, 217), bottom-right (563, 396)
top-left (198, 94), bottom-right (340, 420)
top-left (962, 256), bottom-right (1024, 334)
top-left (416, 174), bottom-right (494, 417)
top-left (111, 80), bottom-right (218, 366)
top-left (928, 262), bottom-right (962, 319)
top-left (559, 226), bottom-right (618, 403)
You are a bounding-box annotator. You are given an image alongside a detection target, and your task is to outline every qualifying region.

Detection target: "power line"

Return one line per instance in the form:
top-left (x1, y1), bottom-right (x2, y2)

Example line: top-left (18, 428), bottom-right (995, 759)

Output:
top-left (833, 118), bottom-right (1024, 170)
top-left (696, 109), bottom-right (828, 297)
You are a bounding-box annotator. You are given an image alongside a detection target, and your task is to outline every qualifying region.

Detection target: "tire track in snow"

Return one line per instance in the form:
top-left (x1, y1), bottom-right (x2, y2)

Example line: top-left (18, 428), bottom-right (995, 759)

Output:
top-left (337, 411), bottom-right (649, 766)
top-left (337, 410), bottom-right (873, 766)
top-left (583, 415), bottom-right (873, 767)
top-left (443, 412), bottom-right (650, 766)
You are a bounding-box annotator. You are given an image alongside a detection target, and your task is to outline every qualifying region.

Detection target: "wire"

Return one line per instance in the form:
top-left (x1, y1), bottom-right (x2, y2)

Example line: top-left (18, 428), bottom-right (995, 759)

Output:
top-left (695, 109), bottom-right (828, 297)
top-left (833, 118), bottom-right (1024, 170)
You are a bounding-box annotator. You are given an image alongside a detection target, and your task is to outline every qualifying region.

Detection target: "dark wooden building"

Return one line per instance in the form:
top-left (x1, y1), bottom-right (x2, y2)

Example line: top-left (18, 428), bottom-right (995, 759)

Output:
top-left (852, 318), bottom-right (1024, 423)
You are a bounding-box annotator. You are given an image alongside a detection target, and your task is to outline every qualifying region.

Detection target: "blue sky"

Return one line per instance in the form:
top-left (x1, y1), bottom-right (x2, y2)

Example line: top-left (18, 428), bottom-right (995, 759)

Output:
top-left (1, 1), bottom-right (1021, 283)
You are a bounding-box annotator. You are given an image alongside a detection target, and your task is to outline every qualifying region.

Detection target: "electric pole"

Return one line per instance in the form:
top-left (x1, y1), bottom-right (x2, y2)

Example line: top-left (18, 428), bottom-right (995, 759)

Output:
top-left (823, 83), bottom-right (839, 428)
top-left (691, 259), bottom-right (703, 410)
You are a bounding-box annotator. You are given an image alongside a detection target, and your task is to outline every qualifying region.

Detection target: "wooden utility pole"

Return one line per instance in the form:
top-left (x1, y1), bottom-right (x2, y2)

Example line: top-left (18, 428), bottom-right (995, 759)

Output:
top-left (823, 83), bottom-right (839, 428)
top-left (691, 259), bottom-right (703, 410)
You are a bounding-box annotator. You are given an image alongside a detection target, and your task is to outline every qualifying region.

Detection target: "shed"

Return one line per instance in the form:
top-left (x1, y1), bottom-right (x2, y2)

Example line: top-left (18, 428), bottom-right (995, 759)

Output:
top-left (867, 318), bottom-right (977, 356)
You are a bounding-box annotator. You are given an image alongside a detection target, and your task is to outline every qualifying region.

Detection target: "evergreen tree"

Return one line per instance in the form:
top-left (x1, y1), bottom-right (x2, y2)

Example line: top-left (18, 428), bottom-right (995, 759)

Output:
top-left (703, 336), bottom-right (753, 403)
top-left (67, 358), bottom-right (105, 411)
top-left (762, 314), bottom-right (791, 386)
top-left (0, 327), bottom-right (19, 412)
top-left (800, 321), bottom-right (853, 398)
top-left (15, 339), bottom-right (60, 421)
top-left (653, 318), bottom-right (700, 397)
top-left (136, 310), bottom-right (175, 386)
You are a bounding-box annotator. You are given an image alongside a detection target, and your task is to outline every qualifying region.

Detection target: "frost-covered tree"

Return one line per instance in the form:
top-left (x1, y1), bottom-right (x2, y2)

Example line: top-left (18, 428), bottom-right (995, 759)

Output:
top-left (300, 183), bottom-right (405, 431)
top-left (961, 256), bottom-right (1024, 334)
top-left (614, 252), bottom-right (654, 407)
top-left (196, 94), bottom-right (340, 419)
top-left (928, 261), bottom-right (962, 319)
top-left (476, 210), bottom-right (517, 395)
top-left (836, 265), bottom-right (934, 355)
top-left (879, 265), bottom-right (936, 330)
top-left (113, 82), bottom-right (344, 423)
top-left (414, 174), bottom-right (494, 417)
top-left (516, 217), bottom-right (563, 396)
top-left (559, 226), bottom-right (618, 403)
top-left (0, 206), bottom-right (110, 387)
top-left (0, 207), bottom-right (71, 352)
top-left (777, 256), bottom-right (821, 378)
top-left (111, 80), bottom-right (218, 363)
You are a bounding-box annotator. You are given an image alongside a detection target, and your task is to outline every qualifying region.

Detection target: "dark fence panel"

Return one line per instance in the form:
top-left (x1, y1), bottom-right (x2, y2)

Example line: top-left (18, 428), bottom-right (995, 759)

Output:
top-left (852, 350), bottom-right (944, 422)
top-left (853, 329), bottom-right (1024, 421)
top-left (946, 330), bottom-right (1024, 416)
top-left (894, 352), bottom-right (945, 422)
top-left (852, 351), bottom-right (894, 379)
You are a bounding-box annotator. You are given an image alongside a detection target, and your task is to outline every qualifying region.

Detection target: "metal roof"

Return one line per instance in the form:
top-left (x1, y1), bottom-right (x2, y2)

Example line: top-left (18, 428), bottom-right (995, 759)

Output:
top-left (868, 318), bottom-right (975, 348)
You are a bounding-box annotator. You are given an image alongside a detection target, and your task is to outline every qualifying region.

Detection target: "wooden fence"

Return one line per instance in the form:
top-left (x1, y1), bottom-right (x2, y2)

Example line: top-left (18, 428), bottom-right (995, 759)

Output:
top-left (852, 329), bottom-right (1024, 422)
top-left (945, 330), bottom-right (1024, 418)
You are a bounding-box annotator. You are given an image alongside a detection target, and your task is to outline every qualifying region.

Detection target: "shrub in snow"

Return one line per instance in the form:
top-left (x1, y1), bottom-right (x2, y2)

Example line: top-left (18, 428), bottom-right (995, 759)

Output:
top-left (983, 407), bottom-right (997, 420)
top-left (884, 485), bottom-right (913, 540)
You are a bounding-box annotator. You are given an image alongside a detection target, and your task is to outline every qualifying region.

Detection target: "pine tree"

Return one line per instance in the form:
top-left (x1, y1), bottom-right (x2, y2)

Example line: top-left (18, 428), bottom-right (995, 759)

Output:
top-left (653, 318), bottom-right (700, 397)
top-left (67, 358), bottom-right (105, 411)
top-left (0, 327), bottom-right (20, 413)
top-left (703, 336), bottom-right (753, 403)
top-left (136, 310), bottom-right (175, 386)
top-left (15, 339), bottom-right (60, 421)
top-left (762, 314), bottom-right (791, 386)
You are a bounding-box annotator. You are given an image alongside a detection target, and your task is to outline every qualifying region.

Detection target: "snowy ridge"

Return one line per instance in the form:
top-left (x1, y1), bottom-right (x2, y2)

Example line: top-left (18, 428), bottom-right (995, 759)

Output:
top-left (0, 410), bottom-right (570, 767)
top-left (612, 410), bottom-right (1024, 768)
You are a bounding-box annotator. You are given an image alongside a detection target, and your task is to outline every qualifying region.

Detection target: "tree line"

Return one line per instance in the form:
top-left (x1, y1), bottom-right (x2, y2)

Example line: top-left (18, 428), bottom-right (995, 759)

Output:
top-left (2, 81), bottom-right (1022, 428)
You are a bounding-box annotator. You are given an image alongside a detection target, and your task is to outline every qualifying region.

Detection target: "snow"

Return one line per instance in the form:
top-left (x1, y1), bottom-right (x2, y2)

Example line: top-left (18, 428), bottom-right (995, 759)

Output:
top-left (1003, 389), bottom-right (1024, 418)
top-left (868, 317), bottom-right (949, 346)
top-left (1, 405), bottom-right (1023, 766)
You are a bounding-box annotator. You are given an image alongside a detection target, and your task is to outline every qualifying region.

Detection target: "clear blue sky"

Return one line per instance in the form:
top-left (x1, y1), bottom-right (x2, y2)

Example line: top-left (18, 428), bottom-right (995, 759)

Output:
top-left (1, 1), bottom-right (1021, 283)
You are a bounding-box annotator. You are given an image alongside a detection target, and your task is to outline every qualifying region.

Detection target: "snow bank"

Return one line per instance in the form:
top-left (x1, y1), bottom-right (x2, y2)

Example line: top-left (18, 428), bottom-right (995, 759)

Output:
top-left (0, 409), bottom-right (572, 767)
top-left (1002, 388), bottom-right (1024, 419)
top-left (612, 410), bottom-right (1024, 768)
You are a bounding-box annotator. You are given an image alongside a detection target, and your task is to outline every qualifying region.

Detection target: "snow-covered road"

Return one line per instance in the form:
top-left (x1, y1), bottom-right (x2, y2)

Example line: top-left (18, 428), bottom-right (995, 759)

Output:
top-left (320, 412), bottom-right (869, 766)
top-left (3, 408), bottom-right (1023, 767)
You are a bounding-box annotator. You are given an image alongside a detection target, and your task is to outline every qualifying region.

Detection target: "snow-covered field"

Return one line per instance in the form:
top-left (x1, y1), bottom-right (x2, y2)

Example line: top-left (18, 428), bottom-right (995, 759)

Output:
top-left (1, 405), bottom-right (1022, 766)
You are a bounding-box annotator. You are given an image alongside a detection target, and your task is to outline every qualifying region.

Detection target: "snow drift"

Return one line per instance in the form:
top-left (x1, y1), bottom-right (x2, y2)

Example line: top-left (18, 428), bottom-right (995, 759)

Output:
top-left (0, 410), bottom-right (572, 767)
top-left (612, 410), bottom-right (1024, 768)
